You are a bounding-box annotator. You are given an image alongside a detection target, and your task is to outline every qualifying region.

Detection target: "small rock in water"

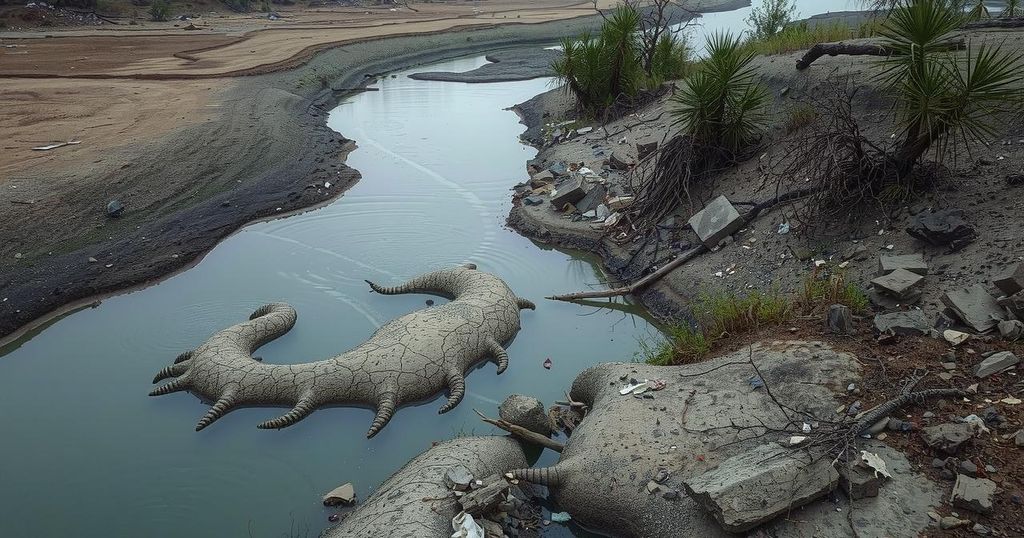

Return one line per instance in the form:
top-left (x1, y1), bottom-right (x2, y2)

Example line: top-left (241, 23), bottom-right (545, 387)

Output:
top-left (543, 358), bottom-right (552, 369)
top-left (425, 299), bottom-right (434, 306)
top-left (322, 482), bottom-right (356, 506)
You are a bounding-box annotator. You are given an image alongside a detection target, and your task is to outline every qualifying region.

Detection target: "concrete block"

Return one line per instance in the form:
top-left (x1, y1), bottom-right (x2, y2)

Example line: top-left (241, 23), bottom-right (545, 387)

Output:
top-left (688, 195), bottom-right (744, 248)
top-left (951, 474), bottom-right (995, 514)
top-left (973, 351), bottom-right (1019, 378)
top-left (871, 268), bottom-right (925, 300)
top-left (878, 254), bottom-right (929, 276)
top-left (993, 263), bottom-right (1024, 296)
top-left (873, 310), bottom-right (929, 336)
top-left (550, 177), bottom-right (587, 209)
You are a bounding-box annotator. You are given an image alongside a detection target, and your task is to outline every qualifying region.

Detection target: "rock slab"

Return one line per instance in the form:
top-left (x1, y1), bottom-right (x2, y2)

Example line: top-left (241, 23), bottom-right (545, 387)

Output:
top-left (973, 351), bottom-right (1019, 378)
top-left (906, 209), bottom-right (975, 247)
top-left (994, 263), bottom-right (1024, 296)
top-left (878, 254), bottom-right (929, 276)
top-left (873, 310), bottom-right (929, 336)
top-left (871, 268), bottom-right (925, 300)
top-left (550, 177), bottom-right (587, 209)
top-left (683, 444), bottom-right (838, 533)
top-left (688, 195), bottom-right (743, 248)
top-left (942, 284), bottom-right (1006, 333)
top-left (951, 474), bottom-right (996, 514)
top-left (920, 423), bottom-right (974, 454)
top-left (826, 304), bottom-right (855, 335)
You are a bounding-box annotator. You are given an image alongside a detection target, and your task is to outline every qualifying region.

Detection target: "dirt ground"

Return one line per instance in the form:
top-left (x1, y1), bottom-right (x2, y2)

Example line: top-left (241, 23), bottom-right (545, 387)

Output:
top-left (508, 26), bottom-right (1024, 537)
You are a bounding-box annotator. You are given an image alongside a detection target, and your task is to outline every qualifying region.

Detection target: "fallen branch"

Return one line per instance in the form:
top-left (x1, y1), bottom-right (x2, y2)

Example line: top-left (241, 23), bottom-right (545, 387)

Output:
top-left (796, 38), bottom-right (965, 70)
top-left (546, 187), bottom-right (821, 302)
top-left (852, 388), bottom-right (963, 436)
top-left (474, 409), bottom-right (564, 453)
top-left (963, 18), bottom-right (1024, 29)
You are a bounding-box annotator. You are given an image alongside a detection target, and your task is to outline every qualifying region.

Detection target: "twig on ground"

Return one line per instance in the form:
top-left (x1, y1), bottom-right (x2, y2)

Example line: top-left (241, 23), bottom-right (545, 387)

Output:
top-left (474, 409), bottom-right (565, 453)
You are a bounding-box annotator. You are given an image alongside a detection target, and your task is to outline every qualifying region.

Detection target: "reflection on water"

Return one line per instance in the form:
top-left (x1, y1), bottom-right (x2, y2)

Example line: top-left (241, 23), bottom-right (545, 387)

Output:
top-left (0, 55), bottom-right (655, 537)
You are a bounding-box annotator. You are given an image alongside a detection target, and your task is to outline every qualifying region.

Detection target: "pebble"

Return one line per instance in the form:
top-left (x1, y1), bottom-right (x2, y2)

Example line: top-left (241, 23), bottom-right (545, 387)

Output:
top-left (973, 523), bottom-right (991, 535)
top-left (923, 411), bottom-right (935, 419)
top-left (959, 460), bottom-right (978, 477)
top-left (940, 516), bottom-right (969, 530)
top-left (14, 253), bottom-right (22, 259)
top-left (88, 257), bottom-right (98, 263)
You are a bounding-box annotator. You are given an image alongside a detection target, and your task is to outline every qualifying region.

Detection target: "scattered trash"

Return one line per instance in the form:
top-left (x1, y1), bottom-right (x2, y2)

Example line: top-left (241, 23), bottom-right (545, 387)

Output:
top-left (543, 358), bottom-right (552, 370)
top-left (550, 512), bottom-right (571, 523)
top-left (963, 414), bottom-right (991, 435)
top-left (451, 511), bottom-right (484, 538)
top-left (748, 376), bottom-right (764, 390)
top-left (860, 451), bottom-right (892, 479)
top-left (777, 222), bottom-right (790, 235)
top-left (106, 199), bottom-right (125, 218)
top-left (32, 140), bottom-right (81, 151)
top-left (327, 514), bottom-right (340, 522)
top-left (647, 379), bottom-right (666, 391)
top-left (802, 422), bottom-right (812, 434)
top-left (619, 380), bottom-right (647, 395)
top-left (324, 181), bottom-right (331, 188)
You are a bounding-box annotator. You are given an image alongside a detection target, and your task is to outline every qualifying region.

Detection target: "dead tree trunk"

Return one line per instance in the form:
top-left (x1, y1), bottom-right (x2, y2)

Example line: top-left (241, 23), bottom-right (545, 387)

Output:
top-left (796, 39), bottom-right (965, 70)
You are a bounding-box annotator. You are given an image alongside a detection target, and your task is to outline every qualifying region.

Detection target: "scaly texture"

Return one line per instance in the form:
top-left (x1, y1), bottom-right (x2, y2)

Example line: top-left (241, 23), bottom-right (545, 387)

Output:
top-left (150, 265), bottom-right (535, 437)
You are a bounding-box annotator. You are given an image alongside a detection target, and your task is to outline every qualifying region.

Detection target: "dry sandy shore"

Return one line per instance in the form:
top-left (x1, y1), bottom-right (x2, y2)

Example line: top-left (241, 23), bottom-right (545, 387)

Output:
top-left (0, 0), bottom-right (743, 341)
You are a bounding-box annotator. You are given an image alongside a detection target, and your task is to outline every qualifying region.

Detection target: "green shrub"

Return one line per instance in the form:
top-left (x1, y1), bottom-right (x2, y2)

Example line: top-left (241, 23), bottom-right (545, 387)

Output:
top-left (148, 0), bottom-right (170, 21)
top-left (747, 0), bottom-right (796, 40)
top-left (797, 268), bottom-right (869, 314)
top-left (784, 103), bottom-right (817, 133)
top-left (671, 32), bottom-right (768, 154)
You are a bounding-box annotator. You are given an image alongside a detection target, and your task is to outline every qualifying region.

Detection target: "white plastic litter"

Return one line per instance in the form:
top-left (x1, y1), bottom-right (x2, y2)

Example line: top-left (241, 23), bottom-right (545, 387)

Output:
top-left (619, 381), bottom-right (648, 395)
top-left (451, 511), bottom-right (484, 538)
top-left (860, 450), bottom-right (892, 479)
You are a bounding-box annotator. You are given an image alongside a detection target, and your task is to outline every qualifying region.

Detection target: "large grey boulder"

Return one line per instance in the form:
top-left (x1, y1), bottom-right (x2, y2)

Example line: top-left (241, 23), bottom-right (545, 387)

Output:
top-left (507, 342), bottom-right (944, 537)
top-left (499, 394), bottom-right (554, 436)
top-left (684, 443), bottom-right (839, 532)
top-left (873, 310), bottom-right (930, 336)
top-left (871, 269), bottom-right (925, 300)
top-left (906, 209), bottom-right (975, 248)
top-left (323, 436), bottom-right (528, 537)
top-left (827, 305), bottom-right (855, 335)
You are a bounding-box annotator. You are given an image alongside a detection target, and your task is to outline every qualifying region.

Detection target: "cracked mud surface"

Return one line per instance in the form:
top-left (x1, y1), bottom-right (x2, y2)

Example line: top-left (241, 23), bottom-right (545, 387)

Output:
top-left (150, 266), bottom-right (535, 437)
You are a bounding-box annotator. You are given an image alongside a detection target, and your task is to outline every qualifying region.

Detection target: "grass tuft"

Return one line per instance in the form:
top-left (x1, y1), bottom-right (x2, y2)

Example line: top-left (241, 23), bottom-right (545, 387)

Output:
top-left (746, 20), bottom-right (880, 56)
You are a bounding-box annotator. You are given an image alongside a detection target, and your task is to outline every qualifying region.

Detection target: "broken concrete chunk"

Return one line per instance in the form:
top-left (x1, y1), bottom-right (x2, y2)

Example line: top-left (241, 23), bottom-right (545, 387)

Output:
top-left (688, 195), bottom-right (744, 249)
top-left (942, 284), bottom-right (1006, 333)
top-left (873, 310), bottom-right (929, 336)
top-left (499, 394), bottom-right (554, 436)
top-left (951, 474), bottom-right (996, 514)
top-left (550, 177), bottom-right (587, 209)
top-left (529, 170), bottom-right (555, 187)
top-left (322, 482), bottom-right (356, 506)
top-left (993, 263), bottom-right (1024, 296)
top-left (906, 209), bottom-right (976, 248)
top-left (636, 141), bottom-right (658, 160)
top-left (458, 475), bottom-right (509, 516)
top-left (608, 150), bottom-right (632, 171)
top-left (826, 304), bottom-right (855, 335)
top-left (683, 444), bottom-right (838, 533)
top-left (445, 466), bottom-right (474, 492)
top-left (871, 268), bottom-right (925, 300)
top-left (997, 291), bottom-right (1024, 319)
top-left (606, 195), bottom-right (634, 212)
top-left (973, 351), bottom-right (1019, 378)
top-left (999, 320), bottom-right (1023, 341)
top-left (920, 423), bottom-right (973, 454)
top-left (838, 463), bottom-right (881, 500)
top-left (878, 254), bottom-right (928, 276)
top-left (575, 184), bottom-right (607, 214)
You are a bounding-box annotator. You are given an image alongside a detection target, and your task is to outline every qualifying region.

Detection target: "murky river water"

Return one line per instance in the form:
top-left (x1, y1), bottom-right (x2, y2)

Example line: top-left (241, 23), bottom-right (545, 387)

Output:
top-left (0, 1), bottom-right (873, 536)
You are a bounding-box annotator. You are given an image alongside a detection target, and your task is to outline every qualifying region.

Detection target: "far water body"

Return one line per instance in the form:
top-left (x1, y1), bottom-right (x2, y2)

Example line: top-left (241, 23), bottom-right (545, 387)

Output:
top-left (0, 56), bottom-right (654, 537)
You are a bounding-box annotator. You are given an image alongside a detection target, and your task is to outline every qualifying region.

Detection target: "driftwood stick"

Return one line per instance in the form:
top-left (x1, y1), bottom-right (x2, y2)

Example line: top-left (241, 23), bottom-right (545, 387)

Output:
top-left (963, 18), bottom-right (1024, 29)
top-left (474, 409), bottom-right (564, 453)
top-left (796, 38), bottom-right (965, 70)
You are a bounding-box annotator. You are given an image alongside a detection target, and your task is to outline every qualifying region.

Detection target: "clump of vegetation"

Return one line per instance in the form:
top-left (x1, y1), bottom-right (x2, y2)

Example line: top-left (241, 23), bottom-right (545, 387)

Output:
top-left (784, 103), bottom-right (817, 133)
top-left (777, 0), bottom-right (1024, 223)
top-left (746, 0), bottom-right (796, 40)
top-left (645, 289), bottom-right (792, 365)
top-left (747, 20), bottom-right (880, 56)
top-left (148, 0), bottom-right (170, 21)
top-left (796, 268), bottom-right (869, 314)
top-left (553, 5), bottom-right (689, 117)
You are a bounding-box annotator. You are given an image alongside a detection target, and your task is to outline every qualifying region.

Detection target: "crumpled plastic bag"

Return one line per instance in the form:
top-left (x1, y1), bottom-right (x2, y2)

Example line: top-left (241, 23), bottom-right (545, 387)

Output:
top-left (451, 511), bottom-right (484, 538)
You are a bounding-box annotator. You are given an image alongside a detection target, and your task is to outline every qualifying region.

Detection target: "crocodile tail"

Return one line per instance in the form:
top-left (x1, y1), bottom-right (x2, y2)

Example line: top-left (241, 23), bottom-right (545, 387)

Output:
top-left (366, 393), bottom-right (398, 438)
top-left (510, 464), bottom-right (569, 487)
top-left (365, 267), bottom-right (471, 299)
top-left (245, 303), bottom-right (298, 349)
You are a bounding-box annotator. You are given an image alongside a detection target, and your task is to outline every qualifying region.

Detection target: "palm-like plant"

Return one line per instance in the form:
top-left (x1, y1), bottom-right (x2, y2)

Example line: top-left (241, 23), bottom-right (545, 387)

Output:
top-left (875, 0), bottom-right (1024, 175)
top-left (1002, 0), bottom-right (1022, 17)
top-left (967, 0), bottom-right (990, 20)
top-left (671, 32), bottom-right (768, 154)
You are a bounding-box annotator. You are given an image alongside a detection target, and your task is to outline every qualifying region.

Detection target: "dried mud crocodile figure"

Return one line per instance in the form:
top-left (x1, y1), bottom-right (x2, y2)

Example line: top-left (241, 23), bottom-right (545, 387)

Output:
top-left (150, 265), bottom-right (535, 437)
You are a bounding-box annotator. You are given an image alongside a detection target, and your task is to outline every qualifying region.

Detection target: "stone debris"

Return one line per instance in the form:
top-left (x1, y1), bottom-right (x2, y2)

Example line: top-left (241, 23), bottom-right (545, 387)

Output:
top-left (837, 462), bottom-right (880, 500)
top-left (951, 474), bottom-right (996, 514)
top-left (606, 195), bottom-right (634, 212)
top-left (972, 351), bottom-right (1019, 378)
top-left (906, 209), bottom-right (976, 249)
top-left (994, 263), bottom-right (1024, 296)
top-left (322, 482), bottom-right (356, 506)
top-left (688, 195), bottom-right (744, 248)
top-left (550, 177), bottom-right (587, 209)
top-left (445, 466), bottom-right (475, 492)
top-left (942, 284), bottom-right (1006, 333)
top-left (826, 304), bottom-right (855, 335)
top-left (878, 253), bottom-right (929, 276)
top-left (523, 196), bottom-right (544, 206)
top-left (575, 184), bottom-right (607, 214)
top-left (920, 423), bottom-right (974, 454)
top-left (944, 329), bottom-right (970, 346)
top-left (636, 141), bottom-right (658, 160)
top-left (873, 310), bottom-right (929, 336)
top-left (499, 394), bottom-right (554, 436)
top-left (458, 475), bottom-right (509, 516)
top-left (683, 444), bottom-right (838, 533)
top-left (529, 170), bottom-right (554, 187)
top-left (1015, 429), bottom-right (1024, 447)
top-left (871, 268), bottom-right (925, 300)
top-left (939, 516), bottom-right (971, 530)
top-left (998, 319), bottom-right (1023, 341)
top-left (608, 150), bottom-right (632, 171)
top-left (997, 291), bottom-right (1024, 319)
